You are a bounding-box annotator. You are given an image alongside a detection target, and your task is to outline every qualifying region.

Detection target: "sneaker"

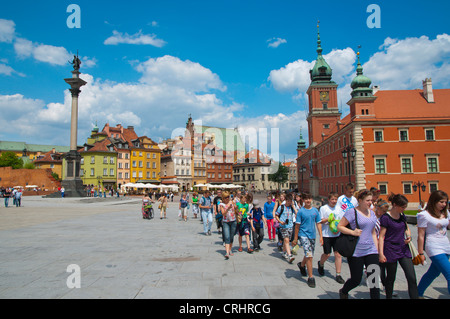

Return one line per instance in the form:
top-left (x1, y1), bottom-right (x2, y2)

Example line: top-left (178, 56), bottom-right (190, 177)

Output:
top-left (307, 277), bottom-right (316, 288)
top-left (318, 261), bottom-right (325, 276)
top-left (224, 255), bottom-right (229, 260)
top-left (287, 255), bottom-right (295, 264)
top-left (335, 275), bottom-right (345, 284)
top-left (238, 247), bottom-right (243, 252)
top-left (207, 230), bottom-right (211, 236)
top-left (297, 262), bottom-right (307, 276)
top-left (247, 248), bottom-right (253, 254)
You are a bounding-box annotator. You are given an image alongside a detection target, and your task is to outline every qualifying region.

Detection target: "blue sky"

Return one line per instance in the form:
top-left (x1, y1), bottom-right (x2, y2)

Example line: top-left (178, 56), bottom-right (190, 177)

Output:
top-left (1, 0), bottom-right (449, 160)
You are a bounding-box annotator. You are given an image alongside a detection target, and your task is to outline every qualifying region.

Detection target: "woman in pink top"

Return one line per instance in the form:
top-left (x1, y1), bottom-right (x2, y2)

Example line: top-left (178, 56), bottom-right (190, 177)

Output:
top-left (219, 191), bottom-right (237, 260)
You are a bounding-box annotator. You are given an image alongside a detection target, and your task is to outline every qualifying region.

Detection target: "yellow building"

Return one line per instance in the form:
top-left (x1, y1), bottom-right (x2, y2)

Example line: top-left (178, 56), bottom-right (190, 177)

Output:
top-left (33, 149), bottom-right (64, 178)
top-left (130, 136), bottom-right (161, 184)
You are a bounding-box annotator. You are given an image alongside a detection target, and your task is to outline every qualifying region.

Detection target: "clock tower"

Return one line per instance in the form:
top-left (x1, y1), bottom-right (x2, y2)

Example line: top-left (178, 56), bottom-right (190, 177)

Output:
top-left (306, 22), bottom-right (341, 147)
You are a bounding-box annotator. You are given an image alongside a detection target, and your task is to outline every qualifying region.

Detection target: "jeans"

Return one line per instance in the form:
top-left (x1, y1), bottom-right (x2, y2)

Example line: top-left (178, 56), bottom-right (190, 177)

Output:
top-left (418, 253), bottom-right (450, 296)
top-left (4, 197), bottom-right (9, 207)
top-left (342, 254), bottom-right (380, 299)
top-left (252, 224), bottom-right (264, 249)
top-left (201, 210), bottom-right (213, 233)
top-left (383, 257), bottom-right (418, 299)
top-left (222, 220), bottom-right (237, 245)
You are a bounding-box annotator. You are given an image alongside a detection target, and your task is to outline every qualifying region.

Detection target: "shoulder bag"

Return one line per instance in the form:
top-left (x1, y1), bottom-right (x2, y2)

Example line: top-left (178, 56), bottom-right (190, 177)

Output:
top-left (335, 208), bottom-right (360, 257)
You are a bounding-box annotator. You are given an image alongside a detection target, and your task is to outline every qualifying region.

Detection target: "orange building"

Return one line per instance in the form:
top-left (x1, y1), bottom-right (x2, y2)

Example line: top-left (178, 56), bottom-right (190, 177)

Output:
top-left (297, 27), bottom-right (450, 206)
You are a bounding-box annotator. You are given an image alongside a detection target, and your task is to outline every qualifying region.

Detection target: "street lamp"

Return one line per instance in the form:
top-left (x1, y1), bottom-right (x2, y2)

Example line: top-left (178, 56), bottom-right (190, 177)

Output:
top-left (342, 146), bottom-right (356, 183)
top-left (299, 164), bottom-right (306, 193)
top-left (413, 181), bottom-right (426, 203)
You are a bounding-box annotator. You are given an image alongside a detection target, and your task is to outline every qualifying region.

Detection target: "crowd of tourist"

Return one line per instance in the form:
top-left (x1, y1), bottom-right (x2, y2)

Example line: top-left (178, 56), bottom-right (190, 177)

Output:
top-left (160, 183), bottom-right (449, 299)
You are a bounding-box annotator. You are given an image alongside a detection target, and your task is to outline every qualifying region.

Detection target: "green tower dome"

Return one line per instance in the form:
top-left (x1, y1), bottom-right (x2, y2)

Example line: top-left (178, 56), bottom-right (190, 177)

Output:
top-left (92, 121), bottom-right (99, 133)
top-left (297, 130), bottom-right (306, 150)
top-left (350, 52), bottom-right (374, 98)
top-left (310, 22), bottom-right (333, 83)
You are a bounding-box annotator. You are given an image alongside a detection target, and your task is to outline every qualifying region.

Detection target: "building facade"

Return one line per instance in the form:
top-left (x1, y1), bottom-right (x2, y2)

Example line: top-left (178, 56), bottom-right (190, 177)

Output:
top-left (297, 26), bottom-right (450, 205)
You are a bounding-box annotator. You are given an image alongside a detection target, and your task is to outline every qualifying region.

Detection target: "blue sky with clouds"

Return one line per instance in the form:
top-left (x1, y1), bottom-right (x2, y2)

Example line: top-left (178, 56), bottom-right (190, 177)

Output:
top-left (1, 0), bottom-right (449, 160)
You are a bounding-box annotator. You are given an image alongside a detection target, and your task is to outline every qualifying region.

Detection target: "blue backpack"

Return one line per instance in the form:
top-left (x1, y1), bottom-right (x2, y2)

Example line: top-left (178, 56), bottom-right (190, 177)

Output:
top-left (252, 207), bottom-right (264, 227)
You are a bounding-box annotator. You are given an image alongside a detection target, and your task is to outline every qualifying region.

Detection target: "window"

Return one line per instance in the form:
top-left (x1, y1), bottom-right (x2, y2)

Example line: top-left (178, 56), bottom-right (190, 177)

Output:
top-left (132, 161), bottom-right (136, 168)
top-left (425, 128), bottom-right (435, 141)
top-left (110, 157), bottom-right (114, 164)
top-left (138, 171), bottom-right (143, 178)
top-left (103, 156), bottom-right (108, 164)
top-left (401, 157), bottom-right (412, 173)
top-left (429, 182), bottom-right (438, 193)
top-left (374, 130), bottom-right (383, 142)
top-left (403, 183), bottom-right (412, 194)
top-left (103, 168), bottom-right (107, 176)
top-left (399, 129), bottom-right (409, 141)
top-left (110, 169), bottom-right (114, 176)
top-left (427, 157), bottom-right (439, 173)
top-left (80, 158), bottom-right (84, 164)
top-left (378, 183), bottom-right (388, 195)
top-left (323, 124), bottom-right (330, 129)
top-left (375, 158), bottom-right (386, 174)
top-left (91, 156), bottom-right (95, 164)
top-left (322, 103), bottom-right (328, 110)
top-left (90, 168), bottom-right (95, 176)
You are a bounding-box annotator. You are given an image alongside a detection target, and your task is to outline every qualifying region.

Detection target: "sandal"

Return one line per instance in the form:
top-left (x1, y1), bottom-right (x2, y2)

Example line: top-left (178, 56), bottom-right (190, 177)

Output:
top-left (238, 247), bottom-right (243, 252)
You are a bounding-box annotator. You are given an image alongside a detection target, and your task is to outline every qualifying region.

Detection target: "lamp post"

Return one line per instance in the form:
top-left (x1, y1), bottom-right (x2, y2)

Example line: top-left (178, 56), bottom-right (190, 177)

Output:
top-left (342, 146), bottom-right (356, 183)
top-left (413, 181), bottom-right (426, 204)
top-left (299, 164), bottom-right (306, 193)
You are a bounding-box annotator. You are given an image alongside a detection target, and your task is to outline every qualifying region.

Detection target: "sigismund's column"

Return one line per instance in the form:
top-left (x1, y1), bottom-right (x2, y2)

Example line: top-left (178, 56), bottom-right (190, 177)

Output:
top-left (61, 53), bottom-right (87, 197)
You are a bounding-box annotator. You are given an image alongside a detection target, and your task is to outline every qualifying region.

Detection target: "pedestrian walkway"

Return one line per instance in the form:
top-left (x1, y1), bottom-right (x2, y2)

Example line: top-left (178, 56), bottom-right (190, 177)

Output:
top-left (0, 195), bottom-right (448, 299)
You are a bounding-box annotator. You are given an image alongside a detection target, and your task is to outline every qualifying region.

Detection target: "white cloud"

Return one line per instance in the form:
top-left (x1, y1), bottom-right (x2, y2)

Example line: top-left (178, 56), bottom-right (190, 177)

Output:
top-left (104, 30), bottom-right (166, 47)
top-left (267, 37), bottom-right (287, 48)
top-left (364, 33), bottom-right (450, 89)
top-left (0, 19), bottom-right (15, 43)
top-left (135, 55), bottom-right (226, 92)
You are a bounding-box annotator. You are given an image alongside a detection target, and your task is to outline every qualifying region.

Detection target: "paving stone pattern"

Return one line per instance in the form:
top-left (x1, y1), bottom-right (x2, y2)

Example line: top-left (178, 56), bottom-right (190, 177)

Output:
top-left (0, 195), bottom-right (448, 299)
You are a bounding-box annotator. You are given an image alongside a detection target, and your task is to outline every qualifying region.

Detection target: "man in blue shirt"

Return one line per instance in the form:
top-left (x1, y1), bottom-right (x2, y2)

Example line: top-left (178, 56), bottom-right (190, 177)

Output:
top-left (199, 190), bottom-right (213, 235)
top-left (293, 193), bottom-right (323, 288)
top-left (276, 193), bottom-right (297, 263)
top-left (263, 195), bottom-right (276, 242)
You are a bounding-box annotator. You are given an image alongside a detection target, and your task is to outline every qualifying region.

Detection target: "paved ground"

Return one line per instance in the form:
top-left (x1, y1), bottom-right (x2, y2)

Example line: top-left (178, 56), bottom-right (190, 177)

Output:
top-left (0, 194), bottom-right (448, 299)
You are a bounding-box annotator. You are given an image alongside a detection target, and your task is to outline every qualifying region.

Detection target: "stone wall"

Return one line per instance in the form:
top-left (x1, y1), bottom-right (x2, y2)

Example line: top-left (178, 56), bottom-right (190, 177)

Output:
top-left (0, 167), bottom-right (61, 191)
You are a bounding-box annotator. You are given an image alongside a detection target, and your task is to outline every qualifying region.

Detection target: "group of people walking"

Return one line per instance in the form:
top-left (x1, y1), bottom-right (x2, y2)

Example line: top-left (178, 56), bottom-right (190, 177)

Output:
top-left (1, 187), bottom-right (23, 207)
top-left (140, 183), bottom-right (450, 299)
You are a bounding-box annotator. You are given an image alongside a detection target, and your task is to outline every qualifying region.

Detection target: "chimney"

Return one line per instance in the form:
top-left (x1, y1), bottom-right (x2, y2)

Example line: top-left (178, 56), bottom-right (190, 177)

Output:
top-left (372, 85), bottom-right (380, 94)
top-left (423, 78), bottom-right (434, 103)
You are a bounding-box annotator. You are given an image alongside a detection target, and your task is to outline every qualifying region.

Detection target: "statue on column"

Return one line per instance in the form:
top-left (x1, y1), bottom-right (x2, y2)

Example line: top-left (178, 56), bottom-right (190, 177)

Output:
top-left (69, 52), bottom-right (81, 71)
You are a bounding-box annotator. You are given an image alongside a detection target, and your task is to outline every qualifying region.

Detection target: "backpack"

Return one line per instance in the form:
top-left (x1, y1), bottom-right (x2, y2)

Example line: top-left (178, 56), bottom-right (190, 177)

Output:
top-left (252, 207), bottom-right (264, 227)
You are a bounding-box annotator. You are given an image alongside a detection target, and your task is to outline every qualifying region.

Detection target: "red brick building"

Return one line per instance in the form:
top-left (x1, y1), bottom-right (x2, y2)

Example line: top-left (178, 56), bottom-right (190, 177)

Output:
top-left (297, 29), bottom-right (450, 206)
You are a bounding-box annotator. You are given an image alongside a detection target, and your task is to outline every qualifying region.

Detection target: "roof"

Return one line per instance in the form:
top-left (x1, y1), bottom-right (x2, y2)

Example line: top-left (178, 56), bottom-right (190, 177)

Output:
top-left (80, 138), bottom-right (117, 154)
top-left (370, 89), bottom-right (450, 121)
top-left (34, 150), bottom-right (63, 163)
top-left (0, 141), bottom-right (71, 153)
top-left (194, 125), bottom-right (245, 152)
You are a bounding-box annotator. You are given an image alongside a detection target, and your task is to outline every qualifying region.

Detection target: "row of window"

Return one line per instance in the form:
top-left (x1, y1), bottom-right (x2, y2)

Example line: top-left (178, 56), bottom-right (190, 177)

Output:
top-left (374, 128), bottom-right (435, 142)
top-left (207, 173), bottom-right (232, 179)
top-left (374, 156), bottom-right (439, 174)
top-left (131, 161), bottom-right (157, 169)
top-left (132, 151), bottom-right (158, 159)
top-left (322, 181), bottom-right (439, 196)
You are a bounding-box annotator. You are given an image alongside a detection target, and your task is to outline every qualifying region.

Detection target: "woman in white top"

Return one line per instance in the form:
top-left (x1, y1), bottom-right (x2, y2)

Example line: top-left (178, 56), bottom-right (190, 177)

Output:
top-left (417, 190), bottom-right (450, 297)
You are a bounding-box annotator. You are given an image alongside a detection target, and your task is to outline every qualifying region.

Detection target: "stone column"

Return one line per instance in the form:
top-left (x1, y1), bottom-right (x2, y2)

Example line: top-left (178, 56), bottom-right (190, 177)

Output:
top-left (61, 69), bottom-right (87, 197)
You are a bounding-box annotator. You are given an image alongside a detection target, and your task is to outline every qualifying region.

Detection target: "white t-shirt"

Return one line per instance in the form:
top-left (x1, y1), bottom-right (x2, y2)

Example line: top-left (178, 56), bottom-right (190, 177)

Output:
top-left (320, 204), bottom-right (341, 238)
top-left (337, 195), bottom-right (357, 215)
top-left (417, 210), bottom-right (450, 257)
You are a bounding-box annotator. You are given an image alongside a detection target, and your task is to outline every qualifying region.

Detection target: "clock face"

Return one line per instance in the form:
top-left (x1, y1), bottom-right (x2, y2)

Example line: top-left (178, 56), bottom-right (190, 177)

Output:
top-left (320, 91), bottom-right (329, 101)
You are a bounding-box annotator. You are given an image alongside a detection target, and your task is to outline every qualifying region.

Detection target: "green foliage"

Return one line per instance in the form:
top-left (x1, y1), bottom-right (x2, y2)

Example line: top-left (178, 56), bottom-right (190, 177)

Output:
top-left (23, 162), bottom-right (36, 169)
top-left (268, 162), bottom-right (289, 187)
top-left (51, 172), bottom-right (61, 181)
top-left (0, 151), bottom-right (24, 169)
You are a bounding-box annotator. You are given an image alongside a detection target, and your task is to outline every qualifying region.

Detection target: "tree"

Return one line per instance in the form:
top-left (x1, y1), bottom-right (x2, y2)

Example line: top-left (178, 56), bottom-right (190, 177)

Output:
top-left (0, 151), bottom-right (24, 169)
top-left (268, 162), bottom-right (289, 191)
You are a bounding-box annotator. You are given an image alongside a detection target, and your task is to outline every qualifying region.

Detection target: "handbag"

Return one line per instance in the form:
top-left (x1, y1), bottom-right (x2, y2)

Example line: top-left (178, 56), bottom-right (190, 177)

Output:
top-left (335, 209), bottom-right (360, 257)
top-left (401, 213), bottom-right (422, 265)
top-left (408, 241), bottom-right (422, 265)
